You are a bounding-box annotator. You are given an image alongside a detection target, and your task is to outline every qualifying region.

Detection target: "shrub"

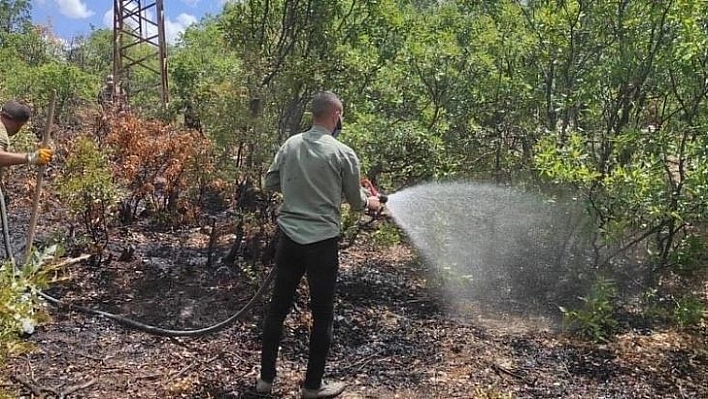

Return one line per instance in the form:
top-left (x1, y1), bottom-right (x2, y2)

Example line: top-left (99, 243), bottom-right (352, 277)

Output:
top-left (55, 135), bottom-right (119, 259)
top-left (3, 62), bottom-right (96, 125)
top-left (371, 221), bottom-right (402, 248)
top-left (668, 234), bottom-right (706, 277)
top-left (103, 115), bottom-right (216, 226)
top-left (0, 246), bottom-right (59, 363)
top-left (672, 295), bottom-right (705, 329)
top-left (342, 117), bottom-right (448, 191)
top-left (560, 277), bottom-right (619, 342)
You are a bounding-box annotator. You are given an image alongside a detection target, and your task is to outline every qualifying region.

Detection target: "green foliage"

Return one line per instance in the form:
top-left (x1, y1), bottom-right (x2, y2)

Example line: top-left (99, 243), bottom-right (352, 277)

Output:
top-left (342, 117), bottom-right (447, 190)
top-left (535, 131), bottom-right (602, 185)
top-left (672, 295), bottom-right (705, 329)
top-left (535, 121), bottom-right (708, 282)
top-left (68, 28), bottom-right (113, 75)
top-left (0, 0), bottom-right (30, 36)
top-left (170, 18), bottom-right (271, 183)
top-left (2, 61), bottom-right (97, 123)
top-left (642, 289), bottom-right (706, 330)
top-left (0, 2), bottom-right (95, 123)
top-left (0, 245), bottom-right (58, 362)
top-left (561, 277), bottom-right (619, 342)
top-left (55, 135), bottom-right (119, 256)
top-left (669, 235), bottom-right (706, 276)
top-left (371, 221), bottom-right (402, 248)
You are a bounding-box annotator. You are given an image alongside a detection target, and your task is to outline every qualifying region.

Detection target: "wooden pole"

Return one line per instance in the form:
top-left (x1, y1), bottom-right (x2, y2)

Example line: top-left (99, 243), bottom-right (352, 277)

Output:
top-left (24, 90), bottom-right (56, 264)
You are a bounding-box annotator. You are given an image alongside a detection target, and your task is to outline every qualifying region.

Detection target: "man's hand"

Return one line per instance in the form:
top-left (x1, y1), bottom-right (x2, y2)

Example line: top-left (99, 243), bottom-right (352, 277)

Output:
top-left (365, 196), bottom-right (382, 212)
top-left (26, 148), bottom-right (54, 166)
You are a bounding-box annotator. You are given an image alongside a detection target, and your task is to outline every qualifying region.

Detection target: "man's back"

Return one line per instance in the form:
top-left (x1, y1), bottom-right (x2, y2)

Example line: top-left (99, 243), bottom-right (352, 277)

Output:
top-left (265, 125), bottom-right (366, 245)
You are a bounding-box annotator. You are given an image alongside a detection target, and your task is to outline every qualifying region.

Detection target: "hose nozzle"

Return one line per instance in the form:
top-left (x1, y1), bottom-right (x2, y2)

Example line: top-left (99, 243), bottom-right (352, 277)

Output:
top-left (361, 178), bottom-right (387, 204)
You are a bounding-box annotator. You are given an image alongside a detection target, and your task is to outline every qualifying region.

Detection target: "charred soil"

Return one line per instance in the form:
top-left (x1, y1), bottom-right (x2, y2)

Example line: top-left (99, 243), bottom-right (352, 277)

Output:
top-left (0, 215), bottom-right (706, 398)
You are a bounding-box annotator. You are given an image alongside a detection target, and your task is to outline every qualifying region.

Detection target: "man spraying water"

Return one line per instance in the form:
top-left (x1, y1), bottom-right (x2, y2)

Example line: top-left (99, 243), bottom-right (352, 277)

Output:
top-left (256, 91), bottom-right (382, 398)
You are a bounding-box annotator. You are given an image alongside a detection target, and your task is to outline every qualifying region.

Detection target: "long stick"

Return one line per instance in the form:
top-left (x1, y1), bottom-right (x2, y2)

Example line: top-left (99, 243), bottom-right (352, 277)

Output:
top-left (24, 90), bottom-right (56, 264)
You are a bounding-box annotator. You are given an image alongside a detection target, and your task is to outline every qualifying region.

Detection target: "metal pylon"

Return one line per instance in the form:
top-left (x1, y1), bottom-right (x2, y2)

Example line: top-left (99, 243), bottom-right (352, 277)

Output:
top-left (113, 0), bottom-right (169, 107)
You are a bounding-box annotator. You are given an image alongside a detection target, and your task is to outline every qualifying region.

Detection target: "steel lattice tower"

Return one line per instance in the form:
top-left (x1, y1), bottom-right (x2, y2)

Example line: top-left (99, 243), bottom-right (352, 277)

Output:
top-left (113, 0), bottom-right (169, 107)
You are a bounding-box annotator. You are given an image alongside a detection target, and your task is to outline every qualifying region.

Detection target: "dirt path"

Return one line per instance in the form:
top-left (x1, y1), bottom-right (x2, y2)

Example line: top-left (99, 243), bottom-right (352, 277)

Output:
top-left (1, 216), bottom-right (706, 399)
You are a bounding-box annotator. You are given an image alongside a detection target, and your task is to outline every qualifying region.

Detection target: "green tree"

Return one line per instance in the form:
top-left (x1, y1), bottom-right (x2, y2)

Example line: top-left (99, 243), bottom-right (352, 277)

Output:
top-left (67, 28), bottom-right (113, 76)
top-left (0, 0), bottom-right (29, 36)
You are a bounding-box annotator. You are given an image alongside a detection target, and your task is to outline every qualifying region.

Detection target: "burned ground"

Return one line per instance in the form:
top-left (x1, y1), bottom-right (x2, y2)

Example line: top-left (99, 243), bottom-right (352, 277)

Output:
top-left (0, 208), bottom-right (706, 398)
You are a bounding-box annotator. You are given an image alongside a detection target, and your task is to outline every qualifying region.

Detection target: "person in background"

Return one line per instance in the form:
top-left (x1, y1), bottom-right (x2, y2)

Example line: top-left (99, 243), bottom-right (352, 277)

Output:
top-left (0, 100), bottom-right (53, 218)
top-left (0, 100), bottom-right (53, 167)
top-left (98, 74), bottom-right (126, 113)
top-left (97, 74), bottom-right (115, 112)
top-left (256, 91), bottom-right (381, 398)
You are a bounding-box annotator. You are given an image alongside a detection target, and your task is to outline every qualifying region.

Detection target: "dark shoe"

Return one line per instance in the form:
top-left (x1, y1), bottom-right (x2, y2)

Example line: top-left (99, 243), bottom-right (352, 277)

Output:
top-left (256, 377), bottom-right (272, 394)
top-left (301, 380), bottom-right (346, 398)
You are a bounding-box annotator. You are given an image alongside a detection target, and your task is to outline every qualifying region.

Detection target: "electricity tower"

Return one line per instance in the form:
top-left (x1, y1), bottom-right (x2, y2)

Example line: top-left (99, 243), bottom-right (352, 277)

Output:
top-left (112, 0), bottom-right (169, 107)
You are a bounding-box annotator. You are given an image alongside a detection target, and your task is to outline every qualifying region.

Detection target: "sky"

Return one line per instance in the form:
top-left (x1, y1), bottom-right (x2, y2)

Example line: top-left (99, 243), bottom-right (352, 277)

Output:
top-left (31, 0), bottom-right (234, 45)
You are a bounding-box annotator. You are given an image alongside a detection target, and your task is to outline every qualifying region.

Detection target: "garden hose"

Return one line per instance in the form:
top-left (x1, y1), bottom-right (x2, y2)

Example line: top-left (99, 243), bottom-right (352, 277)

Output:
top-left (36, 271), bottom-right (274, 337)
top-left (0, 184), bottom-right (275, 337)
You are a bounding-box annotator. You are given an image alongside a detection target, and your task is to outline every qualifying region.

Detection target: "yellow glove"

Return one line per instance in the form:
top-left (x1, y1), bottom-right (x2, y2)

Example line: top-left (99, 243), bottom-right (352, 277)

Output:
top-left (26, 148), bottom-right (54, 166)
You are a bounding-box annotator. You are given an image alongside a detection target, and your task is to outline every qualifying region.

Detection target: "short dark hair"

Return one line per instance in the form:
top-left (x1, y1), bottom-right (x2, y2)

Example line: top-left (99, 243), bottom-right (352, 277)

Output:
top-left (1, 100), bottom-right (31, 123)
top-left (311, 91), bottom-right (341, 118)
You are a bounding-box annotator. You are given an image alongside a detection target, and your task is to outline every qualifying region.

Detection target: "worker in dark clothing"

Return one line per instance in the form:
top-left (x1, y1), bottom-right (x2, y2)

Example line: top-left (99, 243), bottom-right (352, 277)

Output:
top-left (98, 74), bottom-right (126, 113)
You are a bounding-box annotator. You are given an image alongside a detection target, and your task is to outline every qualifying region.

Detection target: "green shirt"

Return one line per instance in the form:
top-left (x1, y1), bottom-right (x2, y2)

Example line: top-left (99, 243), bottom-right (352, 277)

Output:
top-left (265, 125), bottom-right (368, 244)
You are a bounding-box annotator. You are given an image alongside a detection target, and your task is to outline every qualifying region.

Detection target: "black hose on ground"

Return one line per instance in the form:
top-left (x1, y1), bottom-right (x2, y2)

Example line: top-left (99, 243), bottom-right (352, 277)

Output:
top-left (3, 184), bottom-right (380, 338)
top-left (0, 181), bottom-right (275, 337)
top-left (37, 269), bottom-right (274, 337)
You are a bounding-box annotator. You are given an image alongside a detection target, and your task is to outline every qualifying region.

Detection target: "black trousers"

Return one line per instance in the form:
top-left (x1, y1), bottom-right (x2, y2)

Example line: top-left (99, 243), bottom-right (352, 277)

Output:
top-left (260, 234), bottom-right (339, 390)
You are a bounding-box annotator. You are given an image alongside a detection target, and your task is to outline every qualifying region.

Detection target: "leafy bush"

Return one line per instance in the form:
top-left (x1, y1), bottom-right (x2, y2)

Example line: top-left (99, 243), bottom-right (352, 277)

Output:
top-left (55, 135), bottom-right (119, 258)
top-left (0, 246), bottom-right (59, 363)
top-left (342, 117), bottom-right (448, 191)
top-left (561, 277), bottom-right (619, 342)
top-left (2, 62), bottom-right (96, 125)
top-left (668, 234), bottom-right (706, 276)
top-left (641, 289), bottom-right (706, 330)
top-left (371, 221), bottom-right (402, 248)
top-left (672, 295), bottom-right (705, 329)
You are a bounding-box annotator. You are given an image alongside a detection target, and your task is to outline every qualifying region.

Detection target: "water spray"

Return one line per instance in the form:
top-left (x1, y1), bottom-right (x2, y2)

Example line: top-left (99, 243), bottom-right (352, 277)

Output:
top-left (383, 181), bottom-right (594, 330)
